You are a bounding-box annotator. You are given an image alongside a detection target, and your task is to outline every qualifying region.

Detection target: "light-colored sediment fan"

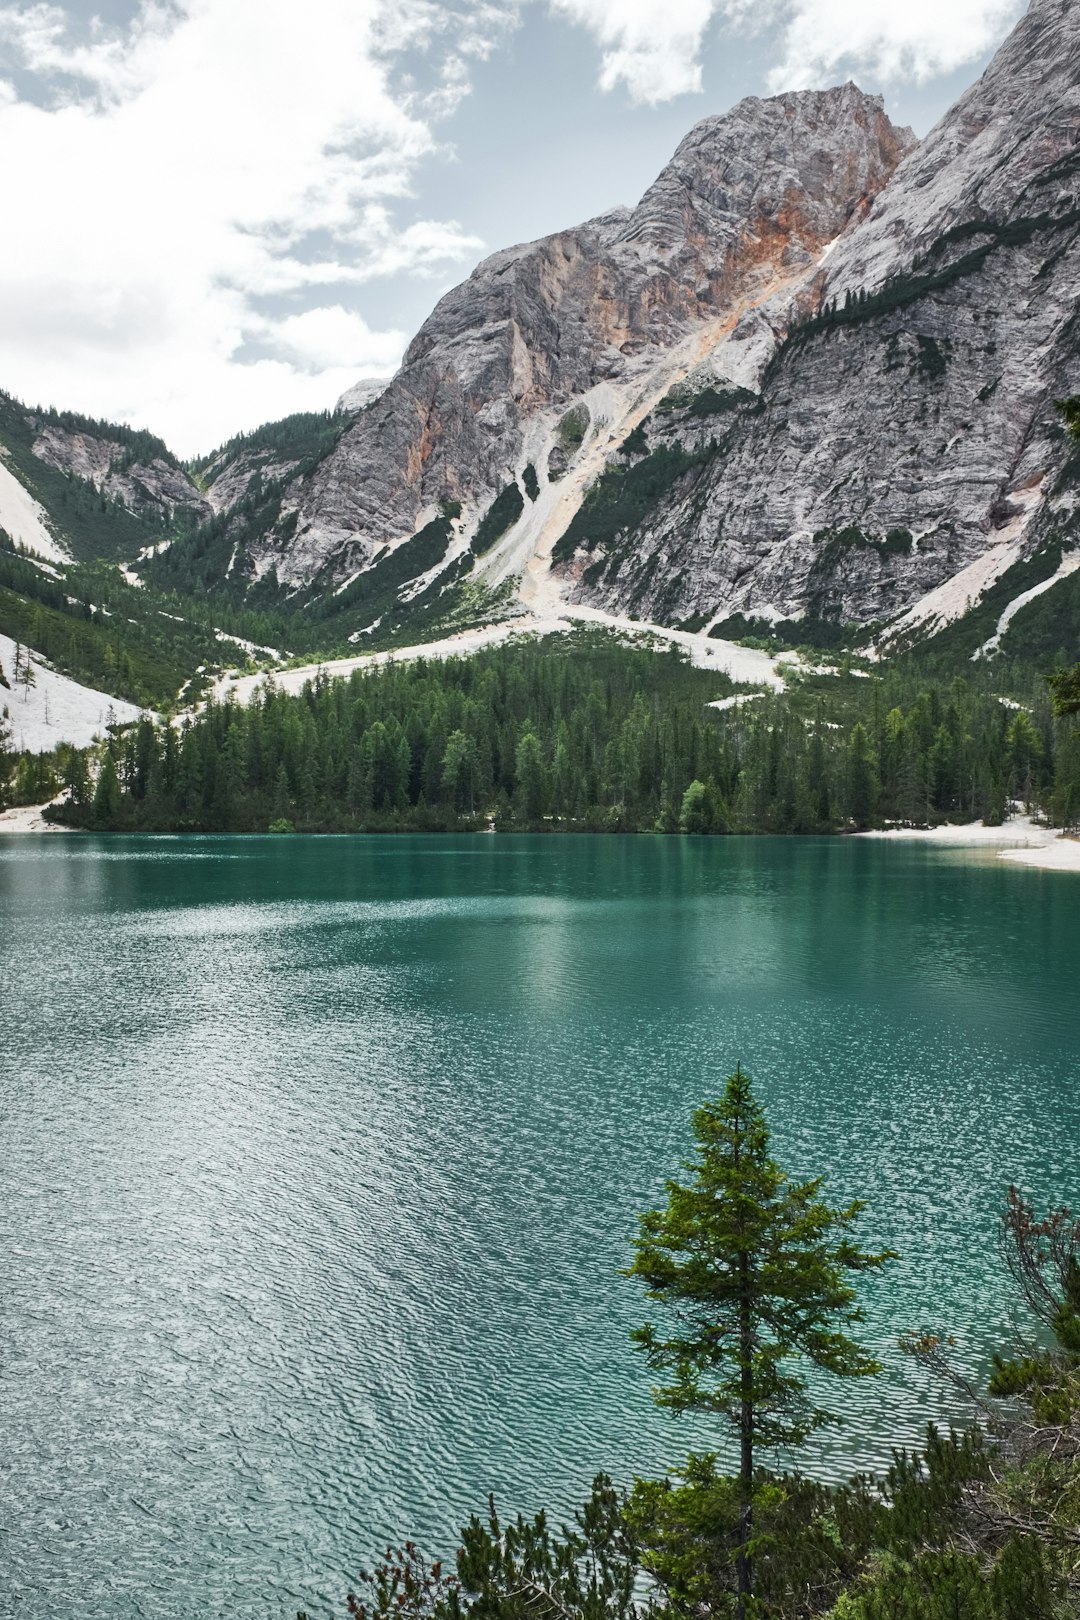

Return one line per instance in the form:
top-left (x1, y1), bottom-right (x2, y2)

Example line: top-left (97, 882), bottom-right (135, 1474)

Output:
top-left (238, 0), bottom-right (1080, 635)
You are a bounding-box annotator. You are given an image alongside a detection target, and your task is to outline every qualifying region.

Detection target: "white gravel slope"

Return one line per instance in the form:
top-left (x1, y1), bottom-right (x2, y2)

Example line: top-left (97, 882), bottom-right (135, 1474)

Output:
top-left (0, 632), bottom-right (143, 751)
top-left (0, 457), bottom-right (69, 562)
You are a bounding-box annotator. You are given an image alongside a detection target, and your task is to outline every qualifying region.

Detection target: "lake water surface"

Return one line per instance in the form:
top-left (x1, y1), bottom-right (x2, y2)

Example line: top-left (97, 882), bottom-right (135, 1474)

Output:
top-left (2, 834), bottom-right (1078, 1617)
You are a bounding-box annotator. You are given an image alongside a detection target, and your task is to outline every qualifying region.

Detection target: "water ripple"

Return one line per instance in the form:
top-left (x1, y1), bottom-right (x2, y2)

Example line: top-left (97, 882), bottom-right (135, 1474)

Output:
top-left (1, 835), bottom-right (1078, 1617)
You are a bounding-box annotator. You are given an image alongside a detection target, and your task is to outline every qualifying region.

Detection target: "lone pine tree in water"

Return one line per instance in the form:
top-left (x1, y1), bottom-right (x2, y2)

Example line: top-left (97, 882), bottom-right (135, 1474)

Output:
top-left (627, 1069), bottom-right (893, 1620)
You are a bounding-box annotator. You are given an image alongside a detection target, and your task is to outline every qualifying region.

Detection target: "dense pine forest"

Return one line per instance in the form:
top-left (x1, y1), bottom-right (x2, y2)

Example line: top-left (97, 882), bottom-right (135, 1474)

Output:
top-left (19, 631), bottom-right (1079, 835)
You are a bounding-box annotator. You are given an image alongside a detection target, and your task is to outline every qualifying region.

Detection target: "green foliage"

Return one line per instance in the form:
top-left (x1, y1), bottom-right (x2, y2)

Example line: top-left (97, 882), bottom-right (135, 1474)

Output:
top-left (52, 633), bottom-right (742, 833)
top-left (303, 1476), bottom-right (641, 1620)
top-left (628, 1069), bottom-right (891, 1616)
top-left (912, 335), bottom-right (950, 380)
top-left (898, 539), bottom-right (1077, 669)
top-left (0, 391), bottom-right (172, 563)
top-left (0, 701), bottom-right (14, 809)
top-left (522, 464), bottom-right (540, 503)
top-left (472, 483), bottom-right (525, 555)
top-left (316, 516), bottom-right (456, 625)
top-left (807, 530), bottom-right (914, 612)
top-left (628, 1455), bottom-right (878, 1620)
top-left (93, 751), bottom-right (123, 828)
top-left (628, 1069), bottom-right (891, 1445)
top-left (1049, 661), bottom-right (1080, 718)
top-left (830, 1540), bottom-right (1057, 1620)
top-left (710, 615), bottom-right (861, 653)
top-left (0, 536), bottom-right (221, 707)
top-left (552, 446), bottom-right (710, 566)
top-left (656, 384), bottom-right (758, 419)
top-left (558, 405), bottom-right (590, 450)
top-left (55, 629), bottom-right (1080, 835)
top-left (1058, 397), bottom-right (1080, 444)
top-left (192, 409), bottom-right (347, 482)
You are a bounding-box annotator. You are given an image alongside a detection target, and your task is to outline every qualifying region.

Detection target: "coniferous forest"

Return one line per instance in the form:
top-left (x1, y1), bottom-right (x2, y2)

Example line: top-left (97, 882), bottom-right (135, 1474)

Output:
top-left (33, 632), bottom-right (1080, 836)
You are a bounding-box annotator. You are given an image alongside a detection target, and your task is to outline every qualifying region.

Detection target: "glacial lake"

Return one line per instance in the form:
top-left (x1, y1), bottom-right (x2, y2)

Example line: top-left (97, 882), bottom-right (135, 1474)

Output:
top-left (2, 833), bottom-right (1079, 1618)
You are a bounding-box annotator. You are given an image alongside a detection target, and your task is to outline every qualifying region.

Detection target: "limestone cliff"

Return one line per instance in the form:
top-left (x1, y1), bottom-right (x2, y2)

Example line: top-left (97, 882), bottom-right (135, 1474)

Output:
top-left (560, 0), bottom-right (1080, 634)
top-left (252, 85), bottom-right (913, 590)
top-left (30, 423), bottom-right (209, 525)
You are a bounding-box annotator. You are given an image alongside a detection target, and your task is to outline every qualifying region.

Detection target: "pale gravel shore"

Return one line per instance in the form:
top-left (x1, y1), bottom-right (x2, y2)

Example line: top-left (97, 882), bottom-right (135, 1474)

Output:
top-left (0, 800), bottom-right (71, 833)
top-left (858, 816), bottom-right (1080, 873)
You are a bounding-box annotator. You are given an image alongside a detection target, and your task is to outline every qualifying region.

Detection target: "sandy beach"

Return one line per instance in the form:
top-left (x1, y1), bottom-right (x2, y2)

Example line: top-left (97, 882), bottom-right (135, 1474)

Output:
top-left (858, 815), bottom-right (1080, 873)
top-left (0, 801), bottom-right (71, 833)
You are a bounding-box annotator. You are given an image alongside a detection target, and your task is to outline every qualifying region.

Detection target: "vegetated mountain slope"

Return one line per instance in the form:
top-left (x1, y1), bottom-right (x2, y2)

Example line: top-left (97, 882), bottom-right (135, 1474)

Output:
top-left (236, 86), bottom-right (913, 597)
top-left (0, 390), bottom-right (207, 563)
top-left (560, 0), bottom-right (1080, 640)
top-left (144, 411), bottom-right (355, 603)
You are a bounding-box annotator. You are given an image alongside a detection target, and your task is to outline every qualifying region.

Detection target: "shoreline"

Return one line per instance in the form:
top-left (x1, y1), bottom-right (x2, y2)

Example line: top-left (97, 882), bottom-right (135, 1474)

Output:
top-left (0, 801), bottom-right (72, 834)
top-left (857, 815), bottom-right (1080, 873)
top-left (3, 805), bottom-right (1079, 870)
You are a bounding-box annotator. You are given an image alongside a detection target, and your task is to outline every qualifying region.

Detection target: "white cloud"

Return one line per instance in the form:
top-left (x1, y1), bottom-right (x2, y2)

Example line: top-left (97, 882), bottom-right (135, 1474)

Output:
top-left (269, 307), bottom-right (407, 374)
top-left (0, 0), bottom-right (513, 454)
top-left (549, 0), bottom-right (719, 103)
top-left (763, 0), bottom-right (1025, 91)
top-left (550, 0), bottom-right (1022, 103)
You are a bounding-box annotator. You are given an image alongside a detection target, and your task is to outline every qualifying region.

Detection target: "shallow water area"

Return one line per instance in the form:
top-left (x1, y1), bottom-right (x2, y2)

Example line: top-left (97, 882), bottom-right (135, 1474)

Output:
top-left (2, 833), bottom-right (1078, 1618)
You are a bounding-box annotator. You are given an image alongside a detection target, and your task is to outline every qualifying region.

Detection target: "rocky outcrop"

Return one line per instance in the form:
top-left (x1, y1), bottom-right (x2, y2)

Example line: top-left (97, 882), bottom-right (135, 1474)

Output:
top-left (31, 424), bottom-right (210, 524)
top-left (562, 0), bottom-right (1080, 631)
top-left (257, 86), bottom-right (913, 587)
top-left (336, 377), bottom-right (392, 414)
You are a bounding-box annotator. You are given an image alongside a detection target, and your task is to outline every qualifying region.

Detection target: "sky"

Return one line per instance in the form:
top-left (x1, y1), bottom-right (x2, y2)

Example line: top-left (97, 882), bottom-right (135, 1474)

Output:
top-left (0, 0), bottom-right (1027, 458)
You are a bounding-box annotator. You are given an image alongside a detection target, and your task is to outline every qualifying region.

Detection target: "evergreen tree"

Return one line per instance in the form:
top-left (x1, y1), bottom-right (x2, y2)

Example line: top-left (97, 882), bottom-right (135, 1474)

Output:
top-left (0, 702), bottom-right (14, 809)
top-left (93, 751), bottom-right (123, 828)
top-left (626, 1070), bottom-right (892, 1620)
top-left (844, 723), bottom-right (879, 829)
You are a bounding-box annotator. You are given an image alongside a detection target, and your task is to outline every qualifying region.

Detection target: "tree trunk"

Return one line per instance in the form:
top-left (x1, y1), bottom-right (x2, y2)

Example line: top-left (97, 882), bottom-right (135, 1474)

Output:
top-left (737, 1252), bottom-right (753, 1620)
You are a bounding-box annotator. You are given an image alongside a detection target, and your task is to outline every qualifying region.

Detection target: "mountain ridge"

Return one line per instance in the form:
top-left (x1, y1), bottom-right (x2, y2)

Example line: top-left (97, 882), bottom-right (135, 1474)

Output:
top-left (2, 0), bottom-right (1079, 707)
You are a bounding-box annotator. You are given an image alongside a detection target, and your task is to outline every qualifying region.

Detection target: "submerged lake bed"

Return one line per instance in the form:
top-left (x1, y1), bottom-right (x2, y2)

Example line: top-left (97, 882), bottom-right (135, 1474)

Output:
top-left (2, 833), bottom-right (1078, 1618)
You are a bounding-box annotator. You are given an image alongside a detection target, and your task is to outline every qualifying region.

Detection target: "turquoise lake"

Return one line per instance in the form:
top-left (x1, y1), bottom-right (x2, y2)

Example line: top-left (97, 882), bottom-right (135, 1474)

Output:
top-left (1, 834), bottom-right (1078, 1617)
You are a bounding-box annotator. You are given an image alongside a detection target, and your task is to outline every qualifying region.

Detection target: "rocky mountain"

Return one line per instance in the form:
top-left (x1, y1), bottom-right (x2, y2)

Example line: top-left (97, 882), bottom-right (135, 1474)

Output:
top-left (243, 84), bottom-right (913, 593)
top-left (557, 0), bottom-right (1080, 639)
top-left (219, 0), bottom-right (1075, 654)
top-left (30, 422), bottom-right (209, 526)
top-left (5, 0), bottom-right (1079, 670)
top-left (0, 391), bottom-right (208, 563)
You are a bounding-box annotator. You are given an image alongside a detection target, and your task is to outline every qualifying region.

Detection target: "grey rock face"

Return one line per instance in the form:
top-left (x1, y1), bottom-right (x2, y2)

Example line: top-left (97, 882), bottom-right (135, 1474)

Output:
top-left (199, 444), bottom-right (304, 517)
top-left (565, 0), bottom-right (1080, 629)
top-left (31, 424), bottom-right (209, 524)
top-left (336, 377), bottom-right (392, 414)
top-left (259, 86), bottom-right (912, 587)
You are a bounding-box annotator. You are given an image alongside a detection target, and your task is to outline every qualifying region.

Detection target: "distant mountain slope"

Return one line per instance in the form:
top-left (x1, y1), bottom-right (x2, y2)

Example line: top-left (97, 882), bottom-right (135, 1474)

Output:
top-left (0, 391), bottom-right (207, 563)
top-left (4, 0), bottom-right (1078, 695)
